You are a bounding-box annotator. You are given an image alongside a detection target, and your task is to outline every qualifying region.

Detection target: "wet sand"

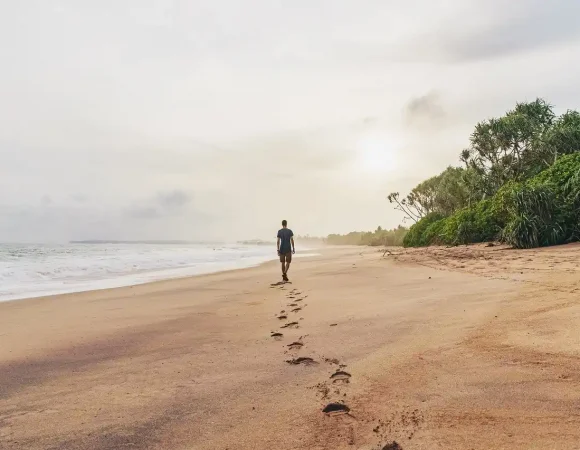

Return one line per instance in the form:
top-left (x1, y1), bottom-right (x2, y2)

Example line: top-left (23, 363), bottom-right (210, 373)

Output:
top-left (1, 244), bottom-right (580, 449)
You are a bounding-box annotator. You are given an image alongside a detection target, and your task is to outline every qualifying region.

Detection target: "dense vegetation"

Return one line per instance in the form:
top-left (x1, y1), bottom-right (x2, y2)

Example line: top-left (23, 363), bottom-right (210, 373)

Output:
top-left (326, 226), bottom-right (408, 247)
top-left (389, 99), bottom-right (580, 249)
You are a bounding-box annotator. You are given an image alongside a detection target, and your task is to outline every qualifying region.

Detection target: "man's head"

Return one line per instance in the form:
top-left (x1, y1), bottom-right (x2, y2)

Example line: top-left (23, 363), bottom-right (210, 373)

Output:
top-left (282, 220), bottom-right (288, 228)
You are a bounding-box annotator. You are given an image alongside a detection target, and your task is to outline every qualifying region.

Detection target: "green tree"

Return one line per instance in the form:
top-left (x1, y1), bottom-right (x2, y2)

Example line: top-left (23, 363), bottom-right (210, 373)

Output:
top-left (460, 98), bottom-right (556, 195)
top-left (388, 166), bottom-right (471, 222)
top-left (326, 226), bottom-right (408, 246)
top-left (542, 110), bottom-right (580, 164)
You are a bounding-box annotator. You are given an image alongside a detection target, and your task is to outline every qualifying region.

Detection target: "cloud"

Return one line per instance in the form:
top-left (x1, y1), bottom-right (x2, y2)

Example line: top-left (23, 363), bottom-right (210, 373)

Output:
top-left (71, 194), bottom-right (89, 203)
top-left (125, 189), bottom-right (194, 220)
top-left (399, 0), bottom-right (580, 63)
top-left (40, 195), bottom-right (53, 206)
top-left (126, 206), bottom-right (160, 219)
top-left (0, 205), bottom-right (107, 243)
top-left (156, 190), bottom-right (191, 209)
top-left (404, 92), bottom-right (446, 127)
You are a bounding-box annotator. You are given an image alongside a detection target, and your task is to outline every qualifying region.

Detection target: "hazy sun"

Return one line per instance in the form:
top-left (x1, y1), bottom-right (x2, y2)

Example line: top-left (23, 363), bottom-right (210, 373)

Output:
top-left (356, 132), bottom-right (399, 173)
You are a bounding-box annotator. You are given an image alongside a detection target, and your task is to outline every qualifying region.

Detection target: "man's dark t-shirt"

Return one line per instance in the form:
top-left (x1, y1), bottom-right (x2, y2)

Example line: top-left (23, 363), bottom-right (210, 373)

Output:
top-left (277, 228), bottom-right (293, 254)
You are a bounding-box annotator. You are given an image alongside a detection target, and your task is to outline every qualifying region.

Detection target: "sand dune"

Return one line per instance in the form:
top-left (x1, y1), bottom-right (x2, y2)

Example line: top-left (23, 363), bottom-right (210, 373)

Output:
top-left (1, 245), bottom-right (580, 449)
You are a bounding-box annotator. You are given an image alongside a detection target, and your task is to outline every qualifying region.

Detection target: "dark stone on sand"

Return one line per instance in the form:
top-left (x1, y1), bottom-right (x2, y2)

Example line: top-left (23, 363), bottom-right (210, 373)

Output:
top-left (322, 403), bottom-right (350, 414)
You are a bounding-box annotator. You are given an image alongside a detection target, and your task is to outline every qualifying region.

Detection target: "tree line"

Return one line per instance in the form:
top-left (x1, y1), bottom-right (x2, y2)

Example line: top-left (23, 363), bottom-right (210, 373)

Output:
top-left (389, 98), bottom-right (580, 248)
top-left (326, 226), bottom-right (408, 247)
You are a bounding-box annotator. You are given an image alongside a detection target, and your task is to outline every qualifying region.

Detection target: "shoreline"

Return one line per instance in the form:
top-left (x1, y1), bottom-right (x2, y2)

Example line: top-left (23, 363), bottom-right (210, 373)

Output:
top-left (0, 249), bottom-right (322, 304)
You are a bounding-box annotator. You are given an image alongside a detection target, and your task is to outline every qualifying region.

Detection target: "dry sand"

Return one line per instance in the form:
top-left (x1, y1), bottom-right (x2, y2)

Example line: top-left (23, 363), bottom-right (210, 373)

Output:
top-left (1, 244), bottom-right (580, 449)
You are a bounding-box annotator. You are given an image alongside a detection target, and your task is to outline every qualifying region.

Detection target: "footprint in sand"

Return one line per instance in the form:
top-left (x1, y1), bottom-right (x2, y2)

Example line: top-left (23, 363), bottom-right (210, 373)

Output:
top-left (281, 322), bottom-right (299, 329)
top-left (286, 357), bottom-right (317, 365)
top-left (287, 341), bottom-right (304, 350)
top-left (288, 303), bottom-right (298, 307)
top-left (277, 315), bottom-right (288, 320)
top-left (270, 332), bottom-right (283, 339)
top-left (322, 402), bottom-right (350, 415)
top-left (380, 442), bottom-right (403, 450)
top-left (291, 307), bottom-right (302, 313)
top-left (330, 371), bottom-right (351, 383)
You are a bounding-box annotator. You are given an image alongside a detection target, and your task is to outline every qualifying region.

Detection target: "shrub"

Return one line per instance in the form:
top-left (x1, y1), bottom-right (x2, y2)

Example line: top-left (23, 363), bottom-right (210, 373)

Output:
top-left (404, 200), bottom-right (503, 247)
top-left (501, 153), bottom-right (580, 248)
top-left (501, 183), bottom-right (563, 248)
top-left (422, 218), bottom-right (447, 245)
top-left (403, 213), bottom-right (446, 247)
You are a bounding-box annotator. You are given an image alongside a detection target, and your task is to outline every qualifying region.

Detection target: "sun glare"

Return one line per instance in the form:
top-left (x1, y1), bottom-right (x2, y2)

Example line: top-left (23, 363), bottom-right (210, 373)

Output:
top-left (356, 132), bottom-right (399, 173)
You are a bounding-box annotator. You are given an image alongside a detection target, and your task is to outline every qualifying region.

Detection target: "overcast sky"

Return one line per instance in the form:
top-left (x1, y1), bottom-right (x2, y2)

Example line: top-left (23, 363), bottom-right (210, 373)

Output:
top-left (2, 0), bottom-right (580, 242)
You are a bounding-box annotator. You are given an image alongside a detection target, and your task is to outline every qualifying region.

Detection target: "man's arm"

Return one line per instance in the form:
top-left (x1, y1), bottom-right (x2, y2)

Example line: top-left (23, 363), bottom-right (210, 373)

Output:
top-left (291, 237), bottom-right (295, 253)
top-left (277, 237), bottom-right (281, 254)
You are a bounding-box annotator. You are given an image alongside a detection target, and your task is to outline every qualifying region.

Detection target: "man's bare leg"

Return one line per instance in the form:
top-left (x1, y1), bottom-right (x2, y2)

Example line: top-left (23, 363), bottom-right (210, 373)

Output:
top-left (285, 262), bottom-right (291, 276)
top-left (281, 261), bottom-right (286, 276)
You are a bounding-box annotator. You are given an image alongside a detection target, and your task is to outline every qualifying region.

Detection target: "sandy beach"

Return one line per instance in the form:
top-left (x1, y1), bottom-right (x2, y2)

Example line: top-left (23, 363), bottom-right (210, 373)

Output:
top-left (1, 245), bottom-right (580, 449)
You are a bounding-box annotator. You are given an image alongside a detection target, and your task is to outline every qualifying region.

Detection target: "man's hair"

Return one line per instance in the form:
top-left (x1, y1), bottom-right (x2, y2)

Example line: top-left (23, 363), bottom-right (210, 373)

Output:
top-left (282, 220), bottom-right (287, 227)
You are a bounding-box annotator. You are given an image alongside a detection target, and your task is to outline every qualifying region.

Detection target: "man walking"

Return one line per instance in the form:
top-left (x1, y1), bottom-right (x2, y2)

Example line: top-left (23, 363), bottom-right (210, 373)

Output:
top-left (277, 220), bottom-right (295, 281)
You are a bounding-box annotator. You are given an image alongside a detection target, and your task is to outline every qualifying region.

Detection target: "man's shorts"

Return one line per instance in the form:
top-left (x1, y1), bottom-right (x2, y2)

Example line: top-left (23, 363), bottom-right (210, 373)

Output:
top-left (279, 252), bottom-right (292, 263)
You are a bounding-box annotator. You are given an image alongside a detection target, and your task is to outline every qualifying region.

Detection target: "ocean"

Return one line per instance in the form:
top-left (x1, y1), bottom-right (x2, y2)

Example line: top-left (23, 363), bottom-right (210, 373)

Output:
top-left (0, 242), bottom-right (303, 302)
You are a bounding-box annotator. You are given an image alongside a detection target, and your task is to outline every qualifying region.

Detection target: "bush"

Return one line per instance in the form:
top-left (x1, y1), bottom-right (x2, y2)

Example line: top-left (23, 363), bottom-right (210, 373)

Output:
top-left (501, 153), bottom-right (580, 248)
top-left (436, 200), bottom-right (499, 245)
top-left (403, 200), bottom-right (503, 247)
top-left (422, 218), bottom-right (447, 245)
top-left (403, 213), bottom-right (446, 247)
top-left (444, 209), bottom-right (477, 245)
top-left (501, 183), bottom-right (562, 248)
